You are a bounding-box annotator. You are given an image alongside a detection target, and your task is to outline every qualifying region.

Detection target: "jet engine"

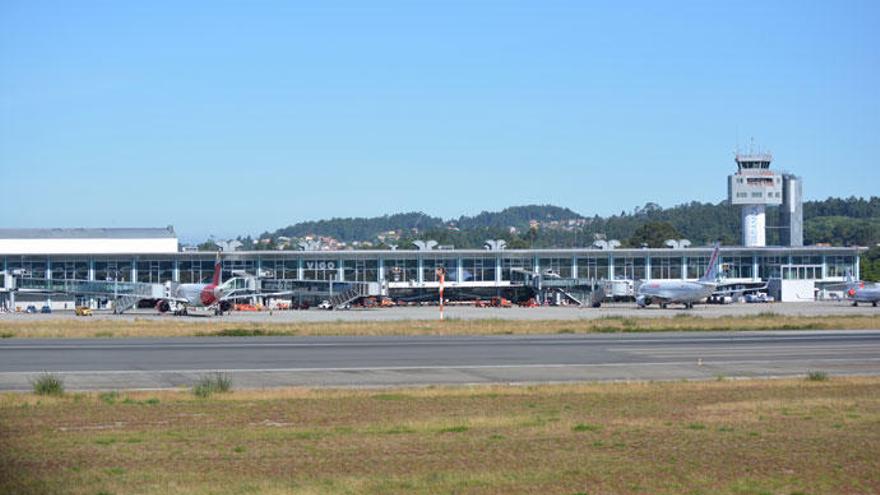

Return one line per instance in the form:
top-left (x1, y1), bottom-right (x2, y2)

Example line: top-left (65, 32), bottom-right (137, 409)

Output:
top-left (155, 300), bottom-right (171, 313)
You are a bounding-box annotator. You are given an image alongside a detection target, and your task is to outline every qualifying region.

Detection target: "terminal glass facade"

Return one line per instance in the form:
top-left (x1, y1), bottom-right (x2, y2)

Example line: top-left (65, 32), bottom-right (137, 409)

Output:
top-left (343, 259), bottom-right (378, 282)
top-left (650, 256), bottom-right (683, 280)
top-left (539, 257), bottom-right (573, 278)
top-left (384, 258), bottom-right (418, 283)
top-left (576, 256), bottom-right (609, 280)
top-left (462, 257), bottom-right (496, 282)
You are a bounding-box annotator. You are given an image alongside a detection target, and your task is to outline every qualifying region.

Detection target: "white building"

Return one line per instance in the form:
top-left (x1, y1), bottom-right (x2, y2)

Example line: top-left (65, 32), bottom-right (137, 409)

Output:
top-left (0, 227), bottom-right (178, 255)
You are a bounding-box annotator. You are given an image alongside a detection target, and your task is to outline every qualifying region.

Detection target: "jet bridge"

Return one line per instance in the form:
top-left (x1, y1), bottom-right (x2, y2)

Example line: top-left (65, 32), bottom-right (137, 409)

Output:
top-left (511, 269), bottom-right (605, 307)
top-left (10, 276), bottom-right (166, 313)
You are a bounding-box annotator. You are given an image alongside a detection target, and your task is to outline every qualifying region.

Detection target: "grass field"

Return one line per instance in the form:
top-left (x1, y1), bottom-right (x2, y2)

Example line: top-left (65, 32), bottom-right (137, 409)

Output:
top-left (2, 378), bottom-right (879, 494)
top-left (0, 313), bottom-right (879, 339)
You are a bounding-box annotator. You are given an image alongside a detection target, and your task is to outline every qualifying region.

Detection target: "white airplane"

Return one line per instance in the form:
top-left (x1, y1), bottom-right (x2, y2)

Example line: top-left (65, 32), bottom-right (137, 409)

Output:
top-left (636, 244), bottom-right (721, 309)
top-left (845, 272), bottom-right (880, 307)
top-left (154, 254), bottom-right (273, 315)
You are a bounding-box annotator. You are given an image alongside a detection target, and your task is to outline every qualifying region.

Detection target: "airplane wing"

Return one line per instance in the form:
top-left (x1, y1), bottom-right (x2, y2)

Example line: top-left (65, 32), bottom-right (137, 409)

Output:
top-left (712, 282), bottom-right (767, 296)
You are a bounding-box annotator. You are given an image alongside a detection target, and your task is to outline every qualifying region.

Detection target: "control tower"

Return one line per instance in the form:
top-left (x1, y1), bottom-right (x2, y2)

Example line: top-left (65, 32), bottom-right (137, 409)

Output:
top-left (728, 152), bottom-right (782, 247)
top-left (727, 151), bottom-right (804, 247)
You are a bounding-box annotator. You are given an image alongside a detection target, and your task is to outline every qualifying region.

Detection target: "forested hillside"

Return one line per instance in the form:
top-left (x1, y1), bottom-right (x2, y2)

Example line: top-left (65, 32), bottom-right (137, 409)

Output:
top-left (255, 197), bottom-right (880, 250)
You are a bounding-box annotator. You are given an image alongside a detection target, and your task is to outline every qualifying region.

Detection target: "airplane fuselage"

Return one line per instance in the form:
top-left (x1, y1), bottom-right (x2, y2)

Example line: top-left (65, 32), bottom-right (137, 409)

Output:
top-left (637, 281), bottom-right (716, 307)
top-left (175, 283), bottom-right (221, 307)
top-left (850, 286), bottom-right (880, 306)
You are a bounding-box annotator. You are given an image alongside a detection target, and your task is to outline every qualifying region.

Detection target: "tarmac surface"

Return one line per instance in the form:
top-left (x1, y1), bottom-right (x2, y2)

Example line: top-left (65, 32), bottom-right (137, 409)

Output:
top-left (3, 300), bottom-right (877, 322)
top-left (1, 330), bottom-right (878, 391)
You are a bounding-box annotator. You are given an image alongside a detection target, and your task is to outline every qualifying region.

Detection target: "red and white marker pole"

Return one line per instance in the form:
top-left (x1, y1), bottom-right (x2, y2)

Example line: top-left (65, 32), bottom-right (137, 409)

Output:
top-left (438, 268), bottom-right (445, 320)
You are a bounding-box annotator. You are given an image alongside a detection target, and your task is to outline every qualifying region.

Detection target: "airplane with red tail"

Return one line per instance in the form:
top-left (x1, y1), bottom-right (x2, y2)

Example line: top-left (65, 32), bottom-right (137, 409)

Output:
top-left (155, 254), bottom-right (240, 315)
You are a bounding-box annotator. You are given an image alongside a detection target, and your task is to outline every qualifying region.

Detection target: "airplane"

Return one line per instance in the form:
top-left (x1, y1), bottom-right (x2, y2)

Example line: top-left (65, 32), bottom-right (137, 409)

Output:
top-left (845, 272), bottom-right (880, 307)
top-left (154, 254), bottom-right (266, 316)
top-left (636, 243), bottom-right (721, 309)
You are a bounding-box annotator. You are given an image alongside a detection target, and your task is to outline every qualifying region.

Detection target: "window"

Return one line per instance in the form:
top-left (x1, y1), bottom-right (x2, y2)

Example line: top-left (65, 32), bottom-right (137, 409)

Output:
top-left (577, 257), bottom-right (609, 280)
top-left (259, 257), bottom-right (299, 280)
top-left (462, 257), bottom-right (496, 282)
top-left (613, 256), bottom-right (646, 280)
top-left (178, 258), bottom-right (216, 283)
top-left (759, 256), bottom-right (782, 279)
top-left (51, 260), bottom-right (89, 280)
top-left (343, 259), bottom-right (378, 282)
top-left (302, 259), bottom-right (338, 281)
top-left (502, 257), bottom-right (534, 282)
top-left (423, 258), bottom-right (457, 282)
top-left (723, 256), bottom-right (753, 279)
top-left (687, 256), bottom-right (709, 279)
top-left (137, 260), bottom-right (173, 283)
top-left (827, 256), bottom-right (854, 278)
top-left (650, 256), bottom-right (682, 280)
top-left (538, 257), bottom-right (572, 278)
top-left (95, 260), bottom-right (133, 282)
top-left (384, 258), bottom-right (418, 283)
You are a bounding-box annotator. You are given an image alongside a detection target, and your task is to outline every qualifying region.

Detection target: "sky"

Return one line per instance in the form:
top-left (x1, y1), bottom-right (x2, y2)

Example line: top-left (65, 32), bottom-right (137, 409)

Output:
top-left (1, 1), bottom-right (878, 242)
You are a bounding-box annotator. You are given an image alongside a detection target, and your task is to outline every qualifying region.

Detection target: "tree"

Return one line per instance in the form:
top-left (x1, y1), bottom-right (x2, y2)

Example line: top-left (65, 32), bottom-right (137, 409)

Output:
top-left (626, 221), bottom-right (682, 248)
top-left (861, 246), bottom-right (880, 282)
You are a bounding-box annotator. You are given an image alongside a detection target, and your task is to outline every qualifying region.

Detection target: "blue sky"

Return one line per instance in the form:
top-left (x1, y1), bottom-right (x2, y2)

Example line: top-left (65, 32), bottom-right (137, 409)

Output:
top-left (1, 1), bottom-right (878, 242)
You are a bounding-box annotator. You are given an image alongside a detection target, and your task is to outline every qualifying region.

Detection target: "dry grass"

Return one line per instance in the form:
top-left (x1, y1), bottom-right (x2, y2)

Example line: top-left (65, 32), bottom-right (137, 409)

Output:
top-left (0, 314), bottom-right (878, 339)
top-left (2, 378), bottom-right (879, 494)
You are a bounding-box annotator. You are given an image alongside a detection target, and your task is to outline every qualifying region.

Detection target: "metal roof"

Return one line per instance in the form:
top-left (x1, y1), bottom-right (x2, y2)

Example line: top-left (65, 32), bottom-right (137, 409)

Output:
top-left (0, 227), bottom-right (176, 240)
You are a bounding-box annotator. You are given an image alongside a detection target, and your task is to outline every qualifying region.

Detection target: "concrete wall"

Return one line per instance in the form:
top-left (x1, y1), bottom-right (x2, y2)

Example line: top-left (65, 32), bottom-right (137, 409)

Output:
top-left (769, 279), bottom-right (815, 302)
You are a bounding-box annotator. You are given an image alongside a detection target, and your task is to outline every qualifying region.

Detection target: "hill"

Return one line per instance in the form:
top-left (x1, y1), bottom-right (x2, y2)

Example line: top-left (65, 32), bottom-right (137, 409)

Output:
top-left (242, 197), bottom-right (879, 251)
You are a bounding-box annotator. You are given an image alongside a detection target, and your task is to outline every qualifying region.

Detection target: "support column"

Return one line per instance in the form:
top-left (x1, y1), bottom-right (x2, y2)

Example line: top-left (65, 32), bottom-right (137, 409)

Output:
top-left (571, 256), bottom-right (578, 279)
top-left (297, 258), bottom-right (304, 280)
top-left (172, 259), bottom-right (180, 283)
top-left (131, 258), bottom-right (137, 283)
top-left (88, 259), bottom-right (96, 309)
top-left (608, 255), bottom-right (615, 280)
top-left (645, 256), bottom-right (652, 280)
top-left (753, 255), bottom-right (760, 282)
top-left (495, 255), bottom-right (502, 284)
top-left (377, 257), bottom-right (385, 283)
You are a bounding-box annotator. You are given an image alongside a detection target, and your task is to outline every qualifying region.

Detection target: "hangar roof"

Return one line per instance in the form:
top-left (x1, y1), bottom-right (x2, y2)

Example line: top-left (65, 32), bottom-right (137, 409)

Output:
top-left (0, 227), bottom-right (176, 240)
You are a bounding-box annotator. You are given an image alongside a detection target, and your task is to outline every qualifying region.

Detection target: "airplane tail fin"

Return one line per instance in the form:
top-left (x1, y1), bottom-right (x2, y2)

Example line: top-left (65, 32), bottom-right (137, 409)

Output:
top-left (845, 270), bottom-right (863, 290)
top-left (699, 243), bottom-right (721, 283)
top-left (211, 252), bottom-right (222, 286)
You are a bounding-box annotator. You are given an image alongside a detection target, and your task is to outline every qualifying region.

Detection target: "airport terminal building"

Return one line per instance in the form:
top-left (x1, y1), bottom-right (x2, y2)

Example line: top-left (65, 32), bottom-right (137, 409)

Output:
top-left (0, 227), bottom-right (864, 309)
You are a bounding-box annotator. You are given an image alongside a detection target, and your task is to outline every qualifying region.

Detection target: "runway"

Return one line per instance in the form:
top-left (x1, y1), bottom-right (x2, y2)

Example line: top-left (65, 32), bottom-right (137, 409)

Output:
top-left (1, 330), bottom-right (879, 391)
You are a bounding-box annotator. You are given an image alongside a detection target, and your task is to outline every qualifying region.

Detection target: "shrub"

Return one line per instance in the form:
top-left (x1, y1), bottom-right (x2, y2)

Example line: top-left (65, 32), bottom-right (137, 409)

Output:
top-left (32, 373), bottom-right (64, 396)
top-left (807, 371), bottom-right (829, 382)
top-left (192, 373), bottom-right (232, 398)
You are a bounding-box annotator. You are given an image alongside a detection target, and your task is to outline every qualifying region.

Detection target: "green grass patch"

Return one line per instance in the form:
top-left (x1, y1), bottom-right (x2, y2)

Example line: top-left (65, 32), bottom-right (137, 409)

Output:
top-left (99, 391), bottom-right (119, 404)
top-left (201, 328), bottom-right (298, 337)
top-left (31, 372), bottom-right (64, 396)
top-left (807, 370), bottom-right (829, 381)
top-left (572, 423), bottom-right (602, 432)
top-left (438, 425), bottom-right (469, 433)
top-left (686, 423), bottom-right (707, 430)
top-left (192, 373), bottom-right (232, 398)
top-left (0, 331), bottom-right (14, 339)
